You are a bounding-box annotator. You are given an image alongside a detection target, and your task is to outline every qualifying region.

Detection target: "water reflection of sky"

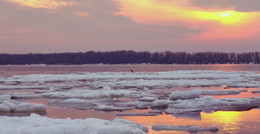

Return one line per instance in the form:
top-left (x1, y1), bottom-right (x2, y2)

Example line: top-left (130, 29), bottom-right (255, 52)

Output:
top-left (121, 109), bottom-right (260, 134)
top-left (1, 64), bottom-right (259, 77)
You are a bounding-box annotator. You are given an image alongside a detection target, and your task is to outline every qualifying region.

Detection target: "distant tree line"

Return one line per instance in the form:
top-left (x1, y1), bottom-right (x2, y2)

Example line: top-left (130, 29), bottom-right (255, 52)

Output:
top-left (0, 51), bottom-right (259, 65)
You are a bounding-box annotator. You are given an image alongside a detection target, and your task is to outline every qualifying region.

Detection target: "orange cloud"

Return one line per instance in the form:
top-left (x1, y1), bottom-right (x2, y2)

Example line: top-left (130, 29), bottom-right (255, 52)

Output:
top-left (75, 11), bottom-right (90, 18)
top-left (6, 0), bottom-right (76, 9)
top-left (115, 0), bottom-right (260, 39)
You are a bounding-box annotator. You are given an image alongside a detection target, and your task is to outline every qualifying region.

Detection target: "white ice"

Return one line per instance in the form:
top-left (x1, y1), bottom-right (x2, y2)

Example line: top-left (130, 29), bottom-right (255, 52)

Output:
top-left (0, 94), bottom-right (46, 113)
top-left (0, 114), bottom-right (148, 134)
top-left (152, 125), bottom-right (218, 133)
top-left (166, 96), bottom-right (260, 113)
top-left (1, 70), bottom-right (259, 88)
top-left (169, 89), bottom-right (248, 100)
top-left (0, 70), bottom-right (259, 115)
top-left (95, 104), bottom-right (133, 111)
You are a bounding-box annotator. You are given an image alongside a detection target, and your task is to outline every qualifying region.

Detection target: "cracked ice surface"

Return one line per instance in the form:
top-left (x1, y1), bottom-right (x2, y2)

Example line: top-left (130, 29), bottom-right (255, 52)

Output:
top-left (0, 70), bottom-right (259, 88)
top-left (0, 71), bottom-right (259, 113)
top-left (10, 88), bottom-right (151, 100)
top-left (0, 114), bottom-right (148, 134)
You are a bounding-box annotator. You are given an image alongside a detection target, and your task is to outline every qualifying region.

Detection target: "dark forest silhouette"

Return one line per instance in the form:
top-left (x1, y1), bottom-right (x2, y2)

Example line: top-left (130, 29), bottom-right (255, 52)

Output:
top-left (0, 51), bottom-right (259, 65)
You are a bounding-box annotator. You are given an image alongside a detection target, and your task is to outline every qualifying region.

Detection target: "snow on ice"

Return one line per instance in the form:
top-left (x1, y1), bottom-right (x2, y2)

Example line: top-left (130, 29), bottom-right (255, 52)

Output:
top-left (0, 95), bottom-right (46, 113)
top-left (0, 70), bottom-right (259, 133)
top-left (1, 70), bottom-right (259, 88)
top-left (152, 125), bottom-right (218, 133)
top-left (0, 114), bottom-right (148, 134)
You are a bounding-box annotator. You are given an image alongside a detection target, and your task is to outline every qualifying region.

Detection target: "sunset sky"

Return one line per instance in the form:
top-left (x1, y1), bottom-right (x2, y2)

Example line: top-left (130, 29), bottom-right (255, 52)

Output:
top-left (0, 0), bottom-right (259, 53)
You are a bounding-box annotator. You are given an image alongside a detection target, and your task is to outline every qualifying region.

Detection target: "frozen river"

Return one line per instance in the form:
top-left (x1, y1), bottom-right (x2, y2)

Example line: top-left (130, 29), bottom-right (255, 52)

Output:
top-left (0, 64), bottom-right (259, 134)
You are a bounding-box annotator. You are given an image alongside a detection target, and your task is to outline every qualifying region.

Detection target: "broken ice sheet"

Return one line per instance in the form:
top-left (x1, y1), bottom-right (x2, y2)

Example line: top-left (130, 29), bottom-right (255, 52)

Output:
top-left (48, 98), bottom-right (115, 110)
top-left (1, 70), bottom-right (259, 89)
top-left (95, 104), bottom-right (133, 112)
top-left (169, 89), bottom-right (248, 101)
top-left (0, 114), bottom-right (148, 134)
top-left (152, 125), bottom-right (218, 133)
top-left (166, 96), bottom-right (260, 114)
top-left (0, 94), bottom-right (46, 114)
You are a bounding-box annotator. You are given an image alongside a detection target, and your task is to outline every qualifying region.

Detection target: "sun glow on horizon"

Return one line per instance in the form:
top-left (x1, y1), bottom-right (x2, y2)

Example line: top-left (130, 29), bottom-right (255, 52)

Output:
top-left (116, 0), bottom-right (260, 39)
top-left (193, 10), bottom-right (254, 25)
top-left (116, 0), bottom-right (259, 26)
top-left (219, 12), bottom-right (234, 17)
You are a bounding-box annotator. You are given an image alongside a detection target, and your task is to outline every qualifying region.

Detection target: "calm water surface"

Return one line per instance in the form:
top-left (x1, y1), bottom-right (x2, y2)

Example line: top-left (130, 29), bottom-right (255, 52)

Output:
top-left (0, 64), bottom-right (259, 77)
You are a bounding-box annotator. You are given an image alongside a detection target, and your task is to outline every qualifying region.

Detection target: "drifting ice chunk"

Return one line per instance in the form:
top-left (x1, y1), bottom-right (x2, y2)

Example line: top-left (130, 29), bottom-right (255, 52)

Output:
top-left (168, 97), bottom-right (260, 112)
top-left (169, 89), bottom-right (248, 101)
top-left (102, 86), bottom-right (111, 90)
top-left (152, 125), bottom-right (218, 133)
top-left (139, 97), bottom-right (157, 102)
top-left (0, 95), bottom-right (46, 113)
top-left (0, 114), bottom-right (148, 134)
top-left (112, 118), bottom-right (149, 133)
top-left (0, 101), bottom-right (15, 112)
top-left (150, 100), bottom-right (173, 109)
top-left (169, 90), bottom-right (201, 101)
top-left (42, 89), bottom-right (141, 99)
top-left (0, 85), bottom-right (48, 90)
top-left (165, 108), bottom-right (201, 114)
top-left (0, 94), bottom-right (11, 101)
top-left (95, 104), bottom-right (133, 111)
top-left (117, 112), bottom-right (160, 116)
top-left (48, 98), bottom-right (117, 110)
top-left (15, 103), bottom-right (46, 113)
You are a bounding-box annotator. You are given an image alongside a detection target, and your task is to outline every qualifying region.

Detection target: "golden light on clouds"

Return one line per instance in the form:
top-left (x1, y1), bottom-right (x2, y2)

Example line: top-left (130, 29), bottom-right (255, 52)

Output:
top-left (193, 10), bottom-right (258, 25)
top-left (116, 0), bottom-right (260, 39)
top-left (6, 0), bottom-right (76, 9)
top-left (116, 0), bottom-right (259, 26)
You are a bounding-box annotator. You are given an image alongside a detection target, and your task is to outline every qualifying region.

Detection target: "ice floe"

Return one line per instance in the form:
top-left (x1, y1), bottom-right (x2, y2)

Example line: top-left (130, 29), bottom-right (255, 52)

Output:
top-left (0, 114), bottom-right (148, 134)
top-left (169, 89), bottom-right (248, 101)
top-left (166, 96), bottom-right (260, 114)
top-left (1, 70), bottom-right (259, 88)
top-left (95, 104), bottom-right (133, 111)
top-left (169, 90), bottom-right (201, 101)
top-left (139, 96), bottom-right (157, 102)
top-left (0, 85), bottom-right (48, 90)
top-left (117, 112), bottom-right (160, 116)
top-left (9, 88), bottom-right (145, 100)
top-left (0, 94), bottom-right (46, 113)
top-left (152, 125), bottom-right (218, 133)
top-left (41, 88), bottom-right (140, 99)
top-left (0, 70), bottom-right (259, 115)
